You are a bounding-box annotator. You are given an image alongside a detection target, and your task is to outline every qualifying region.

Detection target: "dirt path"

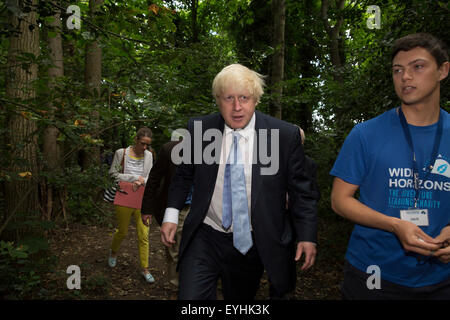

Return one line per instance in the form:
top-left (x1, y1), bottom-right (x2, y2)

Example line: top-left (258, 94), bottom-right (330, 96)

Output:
top-left (46, 207), bottom-right (346, 300)
top-left (48, 216), bottom-right (179, 299)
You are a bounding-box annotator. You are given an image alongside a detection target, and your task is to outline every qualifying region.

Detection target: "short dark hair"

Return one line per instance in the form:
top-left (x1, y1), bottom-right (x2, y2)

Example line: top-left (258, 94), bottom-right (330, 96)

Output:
top-left (136, 126), bottom-right (152, 139)
top-left (391, 33), bottom-right (449, 67)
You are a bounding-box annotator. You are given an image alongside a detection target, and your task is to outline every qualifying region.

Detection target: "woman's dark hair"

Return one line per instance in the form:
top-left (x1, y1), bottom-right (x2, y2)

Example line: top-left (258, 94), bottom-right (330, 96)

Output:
top-left (136, 126), bottom-right (152, 140)
top-left (392, 33), bottom-right (449, 67)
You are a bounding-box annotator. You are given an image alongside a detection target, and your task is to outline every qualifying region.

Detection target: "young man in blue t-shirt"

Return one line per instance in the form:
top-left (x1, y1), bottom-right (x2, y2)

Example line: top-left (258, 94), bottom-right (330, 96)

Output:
top-left (330, 33), bottom-right (450, 299)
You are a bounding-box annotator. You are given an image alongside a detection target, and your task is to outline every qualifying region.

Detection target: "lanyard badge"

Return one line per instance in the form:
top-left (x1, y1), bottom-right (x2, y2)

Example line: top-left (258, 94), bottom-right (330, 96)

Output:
top-left (397, 108), bottom-right (443, 225)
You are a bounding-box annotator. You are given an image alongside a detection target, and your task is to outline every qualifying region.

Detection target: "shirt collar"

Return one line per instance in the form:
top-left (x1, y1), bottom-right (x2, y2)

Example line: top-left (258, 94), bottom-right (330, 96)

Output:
top-left (224, 112), bottom-right (255, 141)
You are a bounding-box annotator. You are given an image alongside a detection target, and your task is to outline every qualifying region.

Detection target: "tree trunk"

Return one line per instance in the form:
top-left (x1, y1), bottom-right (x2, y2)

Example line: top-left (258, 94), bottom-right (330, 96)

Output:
top-left (270, 0), bottom-right (285, 119)
top-left (321, 0), bottom-right (352, 146)
top-left (42, 1), bottom-right (64, 221)
top-left (80, 0), bottom-right (103, 170)
top-left (191, 0), bottom-right (199, 43)
top-left (320, 0), bottom-right (345, 79)
top-left (3, 0), bottom-right (40, 239)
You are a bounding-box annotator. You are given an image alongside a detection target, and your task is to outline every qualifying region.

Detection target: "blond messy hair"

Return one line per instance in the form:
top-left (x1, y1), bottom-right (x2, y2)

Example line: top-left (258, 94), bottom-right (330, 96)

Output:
top-left (212, 64), bottom-right (265, 104)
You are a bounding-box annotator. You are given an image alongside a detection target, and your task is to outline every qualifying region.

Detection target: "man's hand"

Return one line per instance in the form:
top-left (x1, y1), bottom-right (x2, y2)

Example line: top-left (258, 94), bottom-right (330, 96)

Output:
top-left (161, 222), bottom-right (177, 247)
top-left (295, 241), bottom-right (316, 271)
top-left (432, 226), bottom-right (450, 263)
top-left (392, 219), bottom-right (441, 256)
top-left (433, 244), bottom-right (450, 263)
top-left (141, 214), bottom-right (152, 227)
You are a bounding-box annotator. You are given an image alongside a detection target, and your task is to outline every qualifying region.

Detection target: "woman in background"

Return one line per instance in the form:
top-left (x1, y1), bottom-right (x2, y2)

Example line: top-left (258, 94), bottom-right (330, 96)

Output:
top-left (108, 127), bottom-right (155, 283)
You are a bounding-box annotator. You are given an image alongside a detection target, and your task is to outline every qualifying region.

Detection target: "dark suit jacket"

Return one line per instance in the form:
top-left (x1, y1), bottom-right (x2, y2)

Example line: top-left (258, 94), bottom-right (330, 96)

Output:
top-left (141, 141), bottom-right (179, 226)
top-left (166, 110), bottom-right (318, 295)
top-left (304, 155), bottom-right (321, 202)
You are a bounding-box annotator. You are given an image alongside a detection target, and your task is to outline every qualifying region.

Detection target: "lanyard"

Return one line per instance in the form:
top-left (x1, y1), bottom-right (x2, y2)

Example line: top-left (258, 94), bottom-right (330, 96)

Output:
top-left (398, 107), bottom-right (443, 208)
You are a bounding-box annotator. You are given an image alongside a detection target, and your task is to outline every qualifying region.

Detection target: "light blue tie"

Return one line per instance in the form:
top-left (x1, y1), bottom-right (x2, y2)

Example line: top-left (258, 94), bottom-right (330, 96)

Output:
top-left (222, 132), bottom-right (253, 255)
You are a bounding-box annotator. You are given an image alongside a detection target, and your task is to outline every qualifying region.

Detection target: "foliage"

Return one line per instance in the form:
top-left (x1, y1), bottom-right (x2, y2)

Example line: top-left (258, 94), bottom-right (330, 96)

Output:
top-left (0, 0), bottom-right (449, 298)
top-left (83, 273), bottom-right (110, 296)
top-left (61, 164), bottom-right (112, 224)
top-left (0, 240), bottom-right (56, 299)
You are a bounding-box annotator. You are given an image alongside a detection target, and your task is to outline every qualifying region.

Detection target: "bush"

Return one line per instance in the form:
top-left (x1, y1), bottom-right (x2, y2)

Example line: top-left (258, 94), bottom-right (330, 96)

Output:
top-left (57, 164), bottom-right (113, 224)
top-left (0, 239), bottom-right (56, 299)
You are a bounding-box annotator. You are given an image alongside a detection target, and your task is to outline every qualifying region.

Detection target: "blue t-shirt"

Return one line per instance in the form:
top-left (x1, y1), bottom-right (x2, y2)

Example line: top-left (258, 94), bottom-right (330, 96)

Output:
top-left (330, 108), bottom-right (450, 287)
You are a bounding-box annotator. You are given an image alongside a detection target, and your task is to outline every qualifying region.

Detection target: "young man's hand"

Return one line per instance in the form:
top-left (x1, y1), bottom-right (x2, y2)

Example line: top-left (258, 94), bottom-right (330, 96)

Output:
top-left (392, 219), bottom-right (442, 256)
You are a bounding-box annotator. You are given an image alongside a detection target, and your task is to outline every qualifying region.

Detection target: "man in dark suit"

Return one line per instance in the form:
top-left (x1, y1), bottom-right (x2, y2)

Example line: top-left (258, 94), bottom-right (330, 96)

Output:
top-left (141, 137), bottom-right (190, 288)
top-left (141, 140), bottom-right (179, 226)
top-left (161, 64), bottom-right (318, 300)
top-left (299, 127), bottom-right (321, 202)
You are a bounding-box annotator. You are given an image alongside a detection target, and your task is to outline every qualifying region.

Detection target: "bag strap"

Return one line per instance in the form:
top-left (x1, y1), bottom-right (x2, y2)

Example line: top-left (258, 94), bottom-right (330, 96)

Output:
top-left (120, 148), bottom-right (126, 173)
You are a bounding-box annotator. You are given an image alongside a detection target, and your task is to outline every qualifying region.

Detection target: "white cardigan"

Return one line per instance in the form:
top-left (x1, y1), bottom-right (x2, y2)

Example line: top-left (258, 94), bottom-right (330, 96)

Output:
top-left (109, 146), bottom-right (153, 183)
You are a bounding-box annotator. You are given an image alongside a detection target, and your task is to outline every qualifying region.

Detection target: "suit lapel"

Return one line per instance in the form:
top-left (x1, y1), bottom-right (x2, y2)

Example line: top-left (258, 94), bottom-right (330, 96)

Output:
top-left (251, 111), bottom-right (265, 214)
top-left (202, 113), bottom-right (224, 204)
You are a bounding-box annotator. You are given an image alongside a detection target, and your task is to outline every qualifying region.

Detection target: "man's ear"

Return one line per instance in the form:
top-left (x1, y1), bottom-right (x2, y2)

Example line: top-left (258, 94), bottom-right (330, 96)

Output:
top-left (438, 61), bottom-right (449, 81)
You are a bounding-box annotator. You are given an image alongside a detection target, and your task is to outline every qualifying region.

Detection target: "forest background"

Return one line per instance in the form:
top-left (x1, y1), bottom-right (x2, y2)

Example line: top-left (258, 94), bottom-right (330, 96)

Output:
top-left (0, 0), bottom-right (449, 300)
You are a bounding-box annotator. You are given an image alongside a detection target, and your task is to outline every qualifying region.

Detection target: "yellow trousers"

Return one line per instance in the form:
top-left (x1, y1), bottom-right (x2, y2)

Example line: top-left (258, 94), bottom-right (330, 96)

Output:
top-left (110, 205), bottom-right (149, 269)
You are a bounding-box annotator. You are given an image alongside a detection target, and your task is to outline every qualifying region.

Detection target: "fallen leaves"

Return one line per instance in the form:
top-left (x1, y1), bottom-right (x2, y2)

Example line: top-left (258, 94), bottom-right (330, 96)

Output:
top-left (43, 216), bottom-right (347, 300)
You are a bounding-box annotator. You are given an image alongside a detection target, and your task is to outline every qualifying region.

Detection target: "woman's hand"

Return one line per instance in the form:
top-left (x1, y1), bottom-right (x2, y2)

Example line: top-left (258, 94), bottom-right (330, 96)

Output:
top-left (132, 176), bottom-right (145, 191)
top-left (132, 179), bottom-right (143, 191)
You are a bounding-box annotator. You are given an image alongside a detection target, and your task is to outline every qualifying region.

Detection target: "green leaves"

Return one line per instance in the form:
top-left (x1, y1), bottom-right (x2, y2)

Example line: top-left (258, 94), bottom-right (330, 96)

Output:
top-left (0, 239), bottom-right (56, 299)
top-left (0, 241), bottom-right (30, 259)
